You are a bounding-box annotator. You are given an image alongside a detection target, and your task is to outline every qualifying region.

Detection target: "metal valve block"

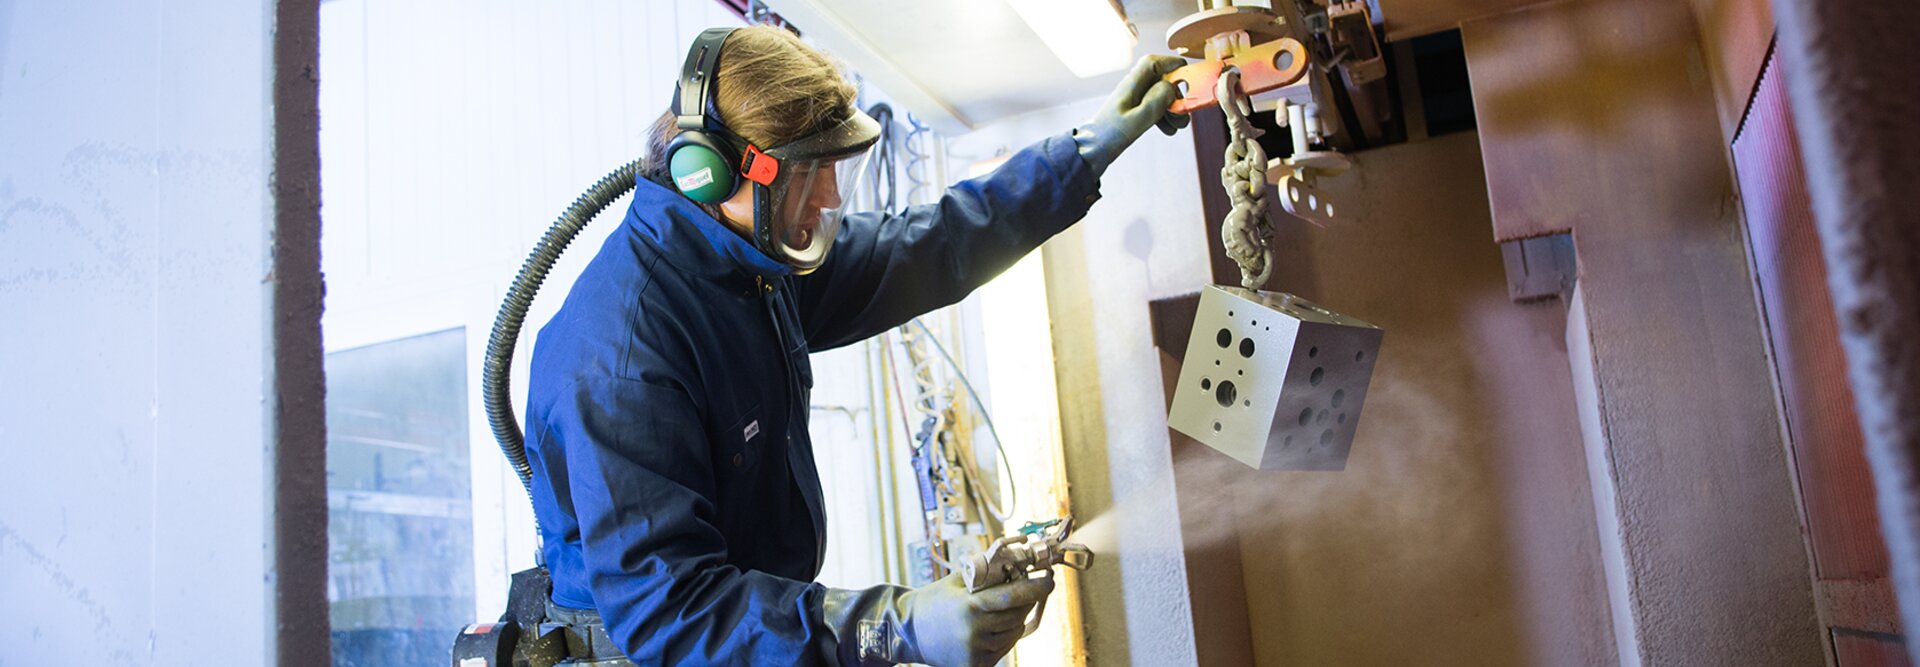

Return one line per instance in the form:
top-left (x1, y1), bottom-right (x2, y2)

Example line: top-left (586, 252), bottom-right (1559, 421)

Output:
top-left (1168, 285), bottom-right (1383, 470)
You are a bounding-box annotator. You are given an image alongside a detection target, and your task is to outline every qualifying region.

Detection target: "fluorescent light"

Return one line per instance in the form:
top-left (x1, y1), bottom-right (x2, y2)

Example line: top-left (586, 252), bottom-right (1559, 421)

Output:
top-left (1005, 0), bottom-right (1139, 78)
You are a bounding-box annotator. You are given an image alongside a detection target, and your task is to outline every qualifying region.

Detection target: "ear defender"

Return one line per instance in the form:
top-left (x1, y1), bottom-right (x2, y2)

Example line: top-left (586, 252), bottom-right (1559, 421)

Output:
top-left (666, 131), bottom-right (739, 204)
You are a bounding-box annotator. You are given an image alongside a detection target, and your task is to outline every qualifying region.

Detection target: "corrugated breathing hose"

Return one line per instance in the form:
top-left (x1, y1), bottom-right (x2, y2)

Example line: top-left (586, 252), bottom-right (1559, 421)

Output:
top-left (484, 159), bottom-right (646, 541)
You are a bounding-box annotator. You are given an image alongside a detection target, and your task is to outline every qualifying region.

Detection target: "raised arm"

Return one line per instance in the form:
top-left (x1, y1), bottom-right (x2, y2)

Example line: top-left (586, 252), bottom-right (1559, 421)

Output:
top-left (792, 55), bottom-right (1184, 351)
top-left (791, 132), bottom-right (1100, 351)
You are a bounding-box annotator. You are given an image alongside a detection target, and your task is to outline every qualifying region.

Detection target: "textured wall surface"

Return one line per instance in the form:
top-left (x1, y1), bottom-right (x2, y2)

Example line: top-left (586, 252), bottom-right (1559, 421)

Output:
top-left (1466, 0), bottom-right (1825, 663)
top-left (1216, 132), bottom-right (1615, 667)
top-left (0, 1), bottom-right (293, 663)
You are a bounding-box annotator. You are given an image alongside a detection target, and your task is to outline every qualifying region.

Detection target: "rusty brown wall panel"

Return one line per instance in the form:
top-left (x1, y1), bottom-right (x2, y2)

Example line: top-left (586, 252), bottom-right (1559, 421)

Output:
top-left (1375, 0), bottom-right (1545, 41)
top-left (1465, 0), bottom-right (1824, 663)
top-left (1690, 0), bottom-right (1775, 141)
top-left (1834, 632), bottom-right (1914, 667)
top-left (1734, 48), bottom-right (1889, 583)
top-left (1769, 0), bottom-right (1920, 659)
top-left (1225, 132), bottom-right (1613, 667)
top-left (1463, 0), bottom-right (1739, 242)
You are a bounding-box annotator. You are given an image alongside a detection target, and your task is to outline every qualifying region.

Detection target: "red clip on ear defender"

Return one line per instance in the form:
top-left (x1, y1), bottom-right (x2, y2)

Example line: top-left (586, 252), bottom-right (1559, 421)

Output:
top-left (665, 27), bottom-right (780, 204)
top-left (740, 144), bottom-right (779, 186)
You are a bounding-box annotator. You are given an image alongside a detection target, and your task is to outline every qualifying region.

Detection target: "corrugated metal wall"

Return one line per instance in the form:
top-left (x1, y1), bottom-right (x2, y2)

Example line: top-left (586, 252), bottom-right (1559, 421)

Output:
top-left (1733, 45), bottom-right (1909, 663)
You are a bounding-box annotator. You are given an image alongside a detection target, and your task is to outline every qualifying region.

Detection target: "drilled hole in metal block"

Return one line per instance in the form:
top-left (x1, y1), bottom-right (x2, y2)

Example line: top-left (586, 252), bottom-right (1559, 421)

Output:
top-left (1332, 389), bottom-right (1345, 408)
top-left (1284, 435), bottom-right (1294, 447)
top-left (1298, 408), bottom-right (1312, 427)
top-left (1216, 328), bottom-right (1232, 348)
top-left (1201, 377), bottom-right (1212, 391)
top-left (1310, 367), bottom-right (1324, 385)
top-left (1239, 338), bottom-right (1256, 358)
top-left (1215, 380), bottom-right (1238, 407)
top-left (1338, 412), bottom-right (1347, 425)
top-left (1308, 346), bottom-right (1318, 358)
top-left (1316, 410), bottom-right (1329, 425)
top-left (1355, 350), bottom-right (1366, 363)
top-left (1320, 429), bottom-right (1334, 446)
top-left (1212, 421), bottom-right (1222, 432)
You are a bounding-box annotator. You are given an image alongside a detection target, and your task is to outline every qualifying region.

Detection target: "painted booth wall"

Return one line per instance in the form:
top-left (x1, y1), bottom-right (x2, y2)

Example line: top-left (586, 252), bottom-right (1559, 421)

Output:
top-left (0, 1), bottom-right (292, 663)
top-left (1223, 132), bottom-right (1615, 666)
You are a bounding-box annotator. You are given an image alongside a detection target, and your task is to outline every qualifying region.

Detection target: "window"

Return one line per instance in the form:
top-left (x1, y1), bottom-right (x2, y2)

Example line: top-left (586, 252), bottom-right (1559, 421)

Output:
top-left (325, 328), bottom-right (475, 666)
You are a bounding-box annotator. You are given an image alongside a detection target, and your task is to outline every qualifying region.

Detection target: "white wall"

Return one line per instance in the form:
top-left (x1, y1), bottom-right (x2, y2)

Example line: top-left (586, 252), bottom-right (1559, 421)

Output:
top-left (0, 1), bottom-right (285, 664)
top-left (947, 98), bottom-right (1212, 666)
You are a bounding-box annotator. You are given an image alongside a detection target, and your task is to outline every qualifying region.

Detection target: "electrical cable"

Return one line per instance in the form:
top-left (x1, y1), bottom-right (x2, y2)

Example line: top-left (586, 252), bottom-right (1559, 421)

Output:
top-left (910, 317), bottom-right (1017, 520)
top-left (484, 159), bottom-right (645, 541)
top-left (864, 102), bottom-right (898, 214)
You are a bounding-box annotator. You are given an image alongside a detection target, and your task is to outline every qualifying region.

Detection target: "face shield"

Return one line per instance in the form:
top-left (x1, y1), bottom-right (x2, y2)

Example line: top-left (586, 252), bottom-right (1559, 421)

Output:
top-left (750, 109), bottom-right (882, 273)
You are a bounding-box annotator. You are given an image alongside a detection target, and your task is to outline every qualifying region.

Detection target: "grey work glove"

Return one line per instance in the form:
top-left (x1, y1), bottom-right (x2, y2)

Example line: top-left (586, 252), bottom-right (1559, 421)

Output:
top-left (1073, 54), bottom-right (1190, 176)
top-left (897, 573), bottom-right (1055, 667)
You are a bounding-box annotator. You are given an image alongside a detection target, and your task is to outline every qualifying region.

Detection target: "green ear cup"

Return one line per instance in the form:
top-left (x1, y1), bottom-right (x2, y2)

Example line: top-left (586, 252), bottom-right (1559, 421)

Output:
top-left (668, 140), bottom-right (737, 204)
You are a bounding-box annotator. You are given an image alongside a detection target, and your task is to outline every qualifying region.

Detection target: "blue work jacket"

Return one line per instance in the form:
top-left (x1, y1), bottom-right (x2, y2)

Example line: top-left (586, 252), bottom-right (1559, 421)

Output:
top-left (524, 131), bottom-right (1101, 665)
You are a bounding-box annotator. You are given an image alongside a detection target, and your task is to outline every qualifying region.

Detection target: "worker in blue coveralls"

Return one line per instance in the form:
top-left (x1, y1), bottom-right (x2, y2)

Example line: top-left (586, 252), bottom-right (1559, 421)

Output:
top-left (524, 25), bottom-right (1186, 667)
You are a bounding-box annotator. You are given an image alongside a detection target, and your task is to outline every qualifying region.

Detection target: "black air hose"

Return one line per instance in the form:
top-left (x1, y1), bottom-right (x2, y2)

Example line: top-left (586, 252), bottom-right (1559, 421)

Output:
top-left (485, 159), bottom-right (646, 530)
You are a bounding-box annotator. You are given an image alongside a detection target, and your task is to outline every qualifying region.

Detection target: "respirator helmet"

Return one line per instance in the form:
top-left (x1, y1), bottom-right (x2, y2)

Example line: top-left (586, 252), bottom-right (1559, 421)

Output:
top-left (664, 27), bottom-right (881, 273)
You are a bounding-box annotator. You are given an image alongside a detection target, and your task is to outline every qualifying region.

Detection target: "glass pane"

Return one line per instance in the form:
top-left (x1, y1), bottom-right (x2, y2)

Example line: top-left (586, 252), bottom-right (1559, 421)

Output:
top-left (325, 328), bottom-right (474, 667)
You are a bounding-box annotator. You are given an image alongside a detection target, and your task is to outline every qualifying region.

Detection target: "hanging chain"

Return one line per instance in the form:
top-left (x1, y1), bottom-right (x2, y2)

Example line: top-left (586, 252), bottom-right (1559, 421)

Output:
top-left (1217, 68), bottom-right (1275, 290)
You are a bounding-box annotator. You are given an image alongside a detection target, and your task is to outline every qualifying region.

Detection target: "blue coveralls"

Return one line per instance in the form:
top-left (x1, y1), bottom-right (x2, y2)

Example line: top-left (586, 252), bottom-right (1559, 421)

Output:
top-left (523, 132), bottom-right (1101, 665)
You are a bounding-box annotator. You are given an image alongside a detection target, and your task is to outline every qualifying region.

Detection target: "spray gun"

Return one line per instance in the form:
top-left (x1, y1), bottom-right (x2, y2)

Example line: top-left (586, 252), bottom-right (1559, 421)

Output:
top-left (956, 517), bottom-right (1094, 636)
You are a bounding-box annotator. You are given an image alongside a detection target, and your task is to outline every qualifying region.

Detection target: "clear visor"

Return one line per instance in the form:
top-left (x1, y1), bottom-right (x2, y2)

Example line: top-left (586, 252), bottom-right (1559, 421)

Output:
top-left (763, 144), bottom-right (874, 272)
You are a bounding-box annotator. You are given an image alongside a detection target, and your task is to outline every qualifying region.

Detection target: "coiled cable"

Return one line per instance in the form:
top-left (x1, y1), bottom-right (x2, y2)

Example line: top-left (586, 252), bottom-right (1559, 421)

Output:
top-left (484, 159), bottom-right (645, 539)
top-left (903, 116), bottom-right (934, 207)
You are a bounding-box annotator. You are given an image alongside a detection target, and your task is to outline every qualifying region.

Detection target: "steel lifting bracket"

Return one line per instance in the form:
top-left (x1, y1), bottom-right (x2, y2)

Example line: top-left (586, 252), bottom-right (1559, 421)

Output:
top-left (1162, 5), bottom-right (1310, 115)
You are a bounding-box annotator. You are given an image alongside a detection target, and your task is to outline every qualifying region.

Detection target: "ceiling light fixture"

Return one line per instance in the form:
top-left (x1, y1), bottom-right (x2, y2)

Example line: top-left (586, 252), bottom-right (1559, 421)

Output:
top-left (1004, 0), bottom-right (1139, 78)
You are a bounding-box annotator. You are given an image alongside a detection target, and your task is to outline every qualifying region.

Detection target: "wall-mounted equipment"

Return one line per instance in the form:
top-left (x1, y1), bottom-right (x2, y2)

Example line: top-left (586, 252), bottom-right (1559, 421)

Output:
top-left (1168, 286), bottom-right (1382, 470)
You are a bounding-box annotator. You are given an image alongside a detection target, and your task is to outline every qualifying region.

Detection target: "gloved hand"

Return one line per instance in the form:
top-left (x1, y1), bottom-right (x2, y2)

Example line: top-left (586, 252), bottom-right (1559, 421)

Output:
top-left (1073, 54), bottom-right (1191, 176)
top-left (897, 573), bottom-right (1055, 667)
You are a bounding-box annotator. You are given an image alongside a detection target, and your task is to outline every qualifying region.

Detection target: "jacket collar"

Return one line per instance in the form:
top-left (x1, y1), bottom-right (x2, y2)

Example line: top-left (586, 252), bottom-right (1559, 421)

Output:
top-left (626, 176), bottom-right (792, 290)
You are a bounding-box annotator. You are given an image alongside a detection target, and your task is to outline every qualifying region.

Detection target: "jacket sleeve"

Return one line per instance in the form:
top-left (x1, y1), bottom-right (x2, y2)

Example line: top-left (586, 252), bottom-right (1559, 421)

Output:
top-left (551, 375), bottom-right (910, 666)
top-left (793, 132), bottom-right (1101, 351)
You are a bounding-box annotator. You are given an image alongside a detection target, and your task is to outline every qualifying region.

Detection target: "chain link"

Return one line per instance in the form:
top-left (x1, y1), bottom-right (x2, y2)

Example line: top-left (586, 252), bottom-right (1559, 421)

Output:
top-left (1217, 68), bottom-right (1274, 290)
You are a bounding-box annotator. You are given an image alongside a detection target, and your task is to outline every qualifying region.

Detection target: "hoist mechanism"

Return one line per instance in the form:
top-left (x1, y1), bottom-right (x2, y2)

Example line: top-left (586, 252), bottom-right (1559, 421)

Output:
top-left (1162, 0), bottom-right (1387, 471)
top-left (1163, 0), bottom-right (1382, 254)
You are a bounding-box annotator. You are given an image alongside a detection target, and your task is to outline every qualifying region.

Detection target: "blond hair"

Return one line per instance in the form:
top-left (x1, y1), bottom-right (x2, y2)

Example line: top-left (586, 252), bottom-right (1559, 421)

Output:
top-left (645, 26), bottom-right (856, 195)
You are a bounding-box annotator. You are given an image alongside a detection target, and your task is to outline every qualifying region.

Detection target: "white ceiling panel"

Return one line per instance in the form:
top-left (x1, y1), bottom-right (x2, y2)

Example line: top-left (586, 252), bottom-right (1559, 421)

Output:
top-left (760, 0), bottom-right (1492, 133)
top-left (764, 0), bottom-right (1195, 133)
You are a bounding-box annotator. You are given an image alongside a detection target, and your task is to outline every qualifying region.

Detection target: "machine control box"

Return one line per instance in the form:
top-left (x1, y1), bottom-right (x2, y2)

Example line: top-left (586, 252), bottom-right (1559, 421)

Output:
top-left (1168, 285), bottom-right (1382, 470)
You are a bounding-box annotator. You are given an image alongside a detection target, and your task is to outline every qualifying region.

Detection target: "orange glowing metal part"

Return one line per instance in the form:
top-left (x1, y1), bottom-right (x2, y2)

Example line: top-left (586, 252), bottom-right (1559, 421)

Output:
top-left (1164, 37), bottom-right (1309, 115)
